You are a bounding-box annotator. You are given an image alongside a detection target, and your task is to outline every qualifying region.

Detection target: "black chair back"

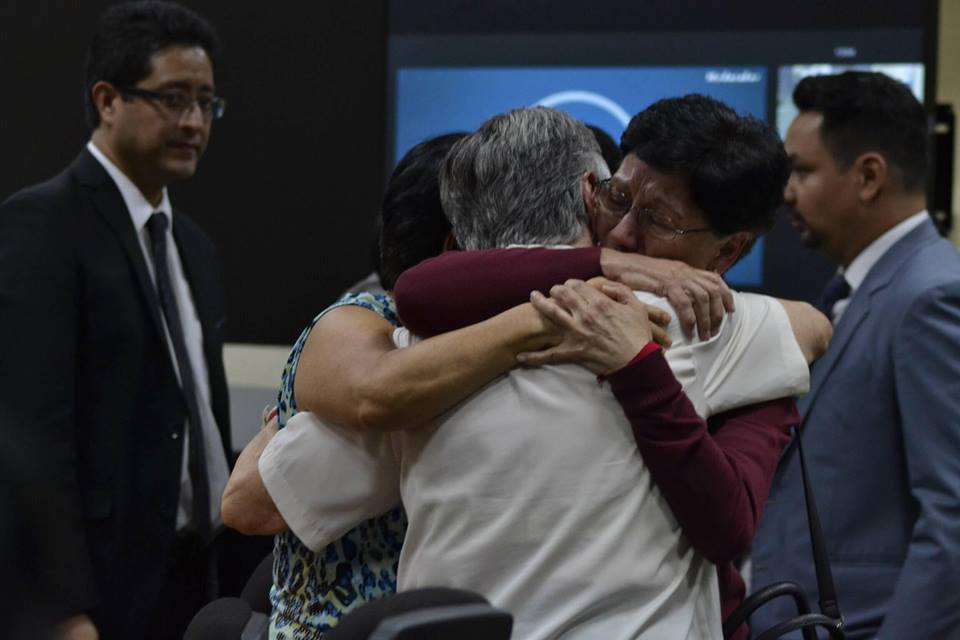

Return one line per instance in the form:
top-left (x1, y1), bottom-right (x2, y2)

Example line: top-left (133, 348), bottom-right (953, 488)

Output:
top-left (325, 587), bottom-right (511, 640)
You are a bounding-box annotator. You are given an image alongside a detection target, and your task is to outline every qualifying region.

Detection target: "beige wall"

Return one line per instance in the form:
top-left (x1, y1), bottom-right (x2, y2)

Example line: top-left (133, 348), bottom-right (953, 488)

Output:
top-left (940, 0), bottom-right (960, 246)
top-left (224, 343), bottom-right (290, 388)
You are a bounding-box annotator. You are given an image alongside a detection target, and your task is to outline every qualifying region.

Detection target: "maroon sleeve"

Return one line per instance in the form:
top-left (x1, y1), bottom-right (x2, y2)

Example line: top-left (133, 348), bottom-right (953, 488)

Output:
top-left (393, 247), bottom-right (602, 336)
top-left (608, 351), bottom-right (799, 564)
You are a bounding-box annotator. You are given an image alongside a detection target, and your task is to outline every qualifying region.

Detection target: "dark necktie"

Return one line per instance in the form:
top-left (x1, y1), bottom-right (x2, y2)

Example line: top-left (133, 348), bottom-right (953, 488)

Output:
top-left (146, 212), bottom-right (211, 540)
top-left (815, 273), bottom-right (851, 322)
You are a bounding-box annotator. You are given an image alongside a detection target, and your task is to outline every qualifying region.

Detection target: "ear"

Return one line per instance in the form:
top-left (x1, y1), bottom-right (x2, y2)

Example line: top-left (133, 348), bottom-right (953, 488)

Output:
top-left (709, 231), bottom-right (751, 274)
top-left (581, 170), bottom-right (601, 240)
top-left (442, 231), bottom-right (460, 252)
top-left (853, 152), bottom-right (887, 203)
top-left (91, 81), bottom-right (121, 127)
top-left (581, 170), bottom-right (601, 213)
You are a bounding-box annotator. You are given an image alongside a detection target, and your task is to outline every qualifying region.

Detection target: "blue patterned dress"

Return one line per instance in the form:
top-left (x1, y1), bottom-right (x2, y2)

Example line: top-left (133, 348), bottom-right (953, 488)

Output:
top-left (268, 292), bottom-right (407, 640)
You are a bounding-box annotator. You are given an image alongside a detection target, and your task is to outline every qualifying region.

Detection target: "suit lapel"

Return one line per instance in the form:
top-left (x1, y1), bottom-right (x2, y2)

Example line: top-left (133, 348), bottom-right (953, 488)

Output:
top-left (73, 149), bottom-right (166, 340)
top-left (801, 291), bottom-right (871, 419)
top-left (799, 219), bottom-right (942, 426)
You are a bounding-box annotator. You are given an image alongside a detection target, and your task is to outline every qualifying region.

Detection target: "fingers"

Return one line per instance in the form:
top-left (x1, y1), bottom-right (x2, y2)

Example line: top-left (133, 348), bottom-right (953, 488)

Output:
top-left (699, 271), bottom-right (734, 324)
top-left (664, 283), bottom-right (697, 338)
top-left (650, 322), bottom-right (671, 348)
top-left (586, 276), bottom-right (614, 290)
top-left (599, 282), bottom-right (669, 328)
top-left (716, 275), bottom-right (735, 313)
top-left (530, 290), bottom-right (575, 329)
top-left (647, 306), bottom-right (671, 331)
top-left (708, 286), bottom-right (725, 337)
top-left (602, 281), bottom-right (670, 328)
top-left (599, 281), bottom-right (635, 305)
top-left (687, 283), bottom-right (712, 341)
top-left (264, 416), bottom-right (279, 435)
top-left (517, 346), bottom-right (568, 367)
top-left (549, 279), bottom-right (592, 312)
top-left (550, 280), bottom-right (614, 324)
top-left (693, 272), bottom-right (733, 337)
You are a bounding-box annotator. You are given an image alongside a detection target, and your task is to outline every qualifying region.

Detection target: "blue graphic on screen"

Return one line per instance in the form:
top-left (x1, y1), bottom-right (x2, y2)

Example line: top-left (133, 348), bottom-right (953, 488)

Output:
top-left (394, 66), bottom-right (766, 286)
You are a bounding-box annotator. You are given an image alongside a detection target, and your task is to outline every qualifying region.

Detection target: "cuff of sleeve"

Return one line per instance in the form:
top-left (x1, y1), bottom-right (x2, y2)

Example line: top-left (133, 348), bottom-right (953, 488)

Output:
top-left (626, 341), bottom-right (662, 367)
top-left (259, 438), bottom-right (330, 552)
top-left (597, 342), bottom-right (661, 382)
top-left (607, 348), bottom-right (684, 410)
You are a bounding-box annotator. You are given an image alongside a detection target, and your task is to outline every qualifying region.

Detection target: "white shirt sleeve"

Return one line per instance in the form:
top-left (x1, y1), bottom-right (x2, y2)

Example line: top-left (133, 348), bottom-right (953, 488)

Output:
top-left (635, 291), bottom-right (809, 417)
top-left (689, 292), bottom-right (809, 416)
top-left (258, 411), bottom-right (401, 552)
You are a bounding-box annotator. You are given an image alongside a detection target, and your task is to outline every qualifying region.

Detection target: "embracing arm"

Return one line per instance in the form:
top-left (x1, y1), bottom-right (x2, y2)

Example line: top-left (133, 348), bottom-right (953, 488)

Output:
top-left (394, 247), bottom-right (734, 340)
top-left (294, 301), bottom-right (558, 431)
top-left (521, 279), bottom-right (798, 563)
top-left (776, 298), bottom-right (832, 363)
top-left (878, 283), bottom-right (960, 637)
top-left (222, 300), bottom-right (559, 535)
top-left (221, 416), bottom-right (286, 535)
top-left (609, 355), bottom-right (797, 563)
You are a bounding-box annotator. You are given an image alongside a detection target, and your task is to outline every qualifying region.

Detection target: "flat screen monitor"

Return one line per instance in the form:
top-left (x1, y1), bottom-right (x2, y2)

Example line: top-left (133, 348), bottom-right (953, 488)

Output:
top-left (386, 0), bottom-right (937, 300)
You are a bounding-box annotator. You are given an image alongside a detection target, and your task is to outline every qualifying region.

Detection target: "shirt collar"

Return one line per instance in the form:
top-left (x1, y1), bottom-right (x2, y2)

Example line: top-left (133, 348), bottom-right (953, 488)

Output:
top-left (86, 141), bottom-right (172, 233)
top-left (840, 210), bottom-right (929, 292)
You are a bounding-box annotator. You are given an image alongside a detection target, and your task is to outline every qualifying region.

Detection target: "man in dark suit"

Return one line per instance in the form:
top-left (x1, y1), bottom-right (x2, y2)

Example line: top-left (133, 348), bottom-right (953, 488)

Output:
top-left (751, 72), bottom-right (960, 638)
top-left (0, 3), bottom-right (231, 639)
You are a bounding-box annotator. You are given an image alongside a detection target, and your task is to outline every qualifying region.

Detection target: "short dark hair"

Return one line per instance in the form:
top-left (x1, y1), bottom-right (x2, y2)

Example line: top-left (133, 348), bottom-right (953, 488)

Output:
top-left (586, 124), bottom-right (623, 174)
top-left (620, 94), bottom-right (789, 238)
top-left (84, 1), bottom-right (220, 130)
top-left (793, 71), bottom-right (928, 193)
top-left (377, 133), bottom-right (467, 290)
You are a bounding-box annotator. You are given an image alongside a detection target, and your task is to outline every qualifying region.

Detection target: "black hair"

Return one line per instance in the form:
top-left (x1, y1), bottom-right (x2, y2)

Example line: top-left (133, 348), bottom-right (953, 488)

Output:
top-left (377, 133), bottom-right (467, 290)
top-left (586, 124), bottom-right (623, 174)
top-left (620, 94), bottom-right (789, 238)
top-left (84, 1), bottom-right (220, 130)
top-left (793, 71), bottom-right (928, 193)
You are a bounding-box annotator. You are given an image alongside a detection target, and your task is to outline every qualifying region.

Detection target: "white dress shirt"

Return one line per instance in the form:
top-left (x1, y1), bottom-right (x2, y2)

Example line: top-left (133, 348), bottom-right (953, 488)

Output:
top-left (831, 210), bottom-right (929, 323)
top-left (87, 141), bottom-right (229, 531)
top-left (261, 289), bottom-right (809, 639)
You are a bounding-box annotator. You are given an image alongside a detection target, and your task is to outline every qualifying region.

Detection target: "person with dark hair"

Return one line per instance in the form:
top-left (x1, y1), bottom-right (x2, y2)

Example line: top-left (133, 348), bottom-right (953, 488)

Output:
top-left (0, 2), bottom-right (229, 639)
top-left (586, 123), bottom-right (623, 174)
top-left (376, 133), bottom-right (467, 289)
top-left (343, 134), bottom-right (468, 297)
top-left (607, 94), bottom-right (787, 258)
top-left (751, 71), bottom-right (960, 638)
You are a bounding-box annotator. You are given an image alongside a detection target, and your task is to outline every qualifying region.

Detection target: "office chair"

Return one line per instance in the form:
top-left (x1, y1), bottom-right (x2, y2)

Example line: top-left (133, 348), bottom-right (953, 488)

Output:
top-left (325, 587), bottom-right (512, 640)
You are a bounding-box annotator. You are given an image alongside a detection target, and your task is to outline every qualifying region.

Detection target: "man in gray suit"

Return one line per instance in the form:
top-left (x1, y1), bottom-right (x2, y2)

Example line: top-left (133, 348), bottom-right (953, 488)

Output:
top-left (751, 71), bottom-right (960, 638)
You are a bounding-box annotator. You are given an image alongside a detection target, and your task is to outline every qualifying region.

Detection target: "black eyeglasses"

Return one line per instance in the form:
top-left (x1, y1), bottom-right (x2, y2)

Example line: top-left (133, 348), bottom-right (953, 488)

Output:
top-left (595, 178), bottom-right (713, 241)
top-left (119, 87), bottom-right (226, 121)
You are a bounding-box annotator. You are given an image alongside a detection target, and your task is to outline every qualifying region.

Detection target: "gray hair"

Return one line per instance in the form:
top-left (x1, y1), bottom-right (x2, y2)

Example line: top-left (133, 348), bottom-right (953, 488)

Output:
top-left (440, 107), bottom-right (609, 250)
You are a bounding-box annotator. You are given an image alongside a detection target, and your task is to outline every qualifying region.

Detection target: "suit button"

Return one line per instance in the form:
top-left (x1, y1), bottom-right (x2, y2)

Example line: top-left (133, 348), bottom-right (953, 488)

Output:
top-left (171, 431), bottom-right (180, 440)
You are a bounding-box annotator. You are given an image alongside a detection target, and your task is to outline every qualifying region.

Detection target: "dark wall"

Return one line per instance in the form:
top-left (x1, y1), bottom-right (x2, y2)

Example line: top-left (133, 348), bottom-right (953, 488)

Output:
top-left (0, 1), bottom-right (387, 344)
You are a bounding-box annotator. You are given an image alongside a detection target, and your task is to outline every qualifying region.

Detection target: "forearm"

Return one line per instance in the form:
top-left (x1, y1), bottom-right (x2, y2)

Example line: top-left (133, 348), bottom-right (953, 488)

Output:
top-left (609, 352), bottom-right (797, 563)
top-left (775, 298), bottom-right (832, 363)
top-left (258, 412), bottom-right (402, 551)
top-left (221, 419), bottom-right (287, 535)
top-left (322, 303), bottom-right (556, 431)
top-left (394, 247), bottom-right (601, 336)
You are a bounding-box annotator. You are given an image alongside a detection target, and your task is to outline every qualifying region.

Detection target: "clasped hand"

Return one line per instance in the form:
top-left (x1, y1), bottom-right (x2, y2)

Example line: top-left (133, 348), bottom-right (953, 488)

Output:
top-left (518, 278), bottom-right (671, 376)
